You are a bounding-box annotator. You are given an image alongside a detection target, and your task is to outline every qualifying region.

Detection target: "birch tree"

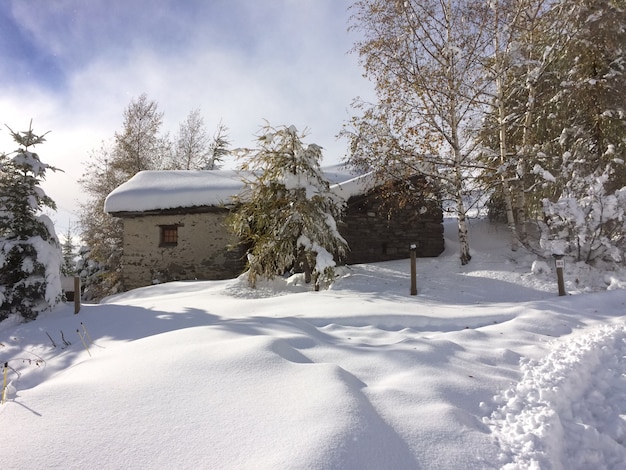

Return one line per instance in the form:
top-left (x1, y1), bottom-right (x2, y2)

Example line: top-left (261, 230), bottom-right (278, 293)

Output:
top-left (480, 0), bottom-right (626, 261)
top-left (478, 0), bottom-right (550, 249)
top-left (169, 108), bottom-right (211, 170)
top-left (345, 0), bottom-right (492, 265)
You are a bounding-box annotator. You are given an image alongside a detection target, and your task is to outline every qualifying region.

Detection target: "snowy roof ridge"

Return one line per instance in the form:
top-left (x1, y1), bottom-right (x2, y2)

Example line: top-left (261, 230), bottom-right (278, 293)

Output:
top-left (104, 167), bottom-right (371, 214)
top-left (104, 170), bottom-right (247, 214)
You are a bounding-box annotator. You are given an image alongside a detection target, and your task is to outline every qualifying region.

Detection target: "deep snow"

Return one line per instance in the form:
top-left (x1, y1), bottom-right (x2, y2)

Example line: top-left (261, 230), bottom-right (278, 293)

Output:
top-left (1, 219), bottom-right (626, 469)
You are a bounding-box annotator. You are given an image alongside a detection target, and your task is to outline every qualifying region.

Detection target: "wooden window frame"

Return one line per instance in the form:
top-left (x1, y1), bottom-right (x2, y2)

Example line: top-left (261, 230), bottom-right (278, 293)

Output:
top-left (159, 225), bottom-right (179, 247)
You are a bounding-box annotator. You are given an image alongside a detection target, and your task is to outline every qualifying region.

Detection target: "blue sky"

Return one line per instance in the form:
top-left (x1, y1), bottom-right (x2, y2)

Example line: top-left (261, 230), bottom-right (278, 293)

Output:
top-left (0, 0), bottom-right (374, 234)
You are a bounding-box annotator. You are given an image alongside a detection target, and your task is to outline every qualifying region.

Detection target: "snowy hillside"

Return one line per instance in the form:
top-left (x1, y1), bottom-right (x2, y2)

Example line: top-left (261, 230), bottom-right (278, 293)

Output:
top-left (2, 219), bottom-right (626, 469)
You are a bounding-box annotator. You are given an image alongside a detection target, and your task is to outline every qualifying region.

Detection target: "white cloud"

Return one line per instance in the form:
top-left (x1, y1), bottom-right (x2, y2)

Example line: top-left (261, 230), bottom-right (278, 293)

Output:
top-left (0, 0), bottom-right (375, 235)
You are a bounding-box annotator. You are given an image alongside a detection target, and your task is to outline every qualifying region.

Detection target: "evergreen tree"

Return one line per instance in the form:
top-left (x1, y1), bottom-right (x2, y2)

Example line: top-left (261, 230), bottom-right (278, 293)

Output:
top-left (61, 222), bottom-right (77, 276)
top-left (75, 244), bottom-right (107, 301)
top-left (0, 124), bottom-right (62, 322)
top-left (229, 124), bottom-right (347, 289)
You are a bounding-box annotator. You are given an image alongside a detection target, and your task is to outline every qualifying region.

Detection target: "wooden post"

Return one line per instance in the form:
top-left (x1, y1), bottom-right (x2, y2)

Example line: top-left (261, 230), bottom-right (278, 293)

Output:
top-left (74, 276), bottom-right (81, 314)
top-left (410, 244), bottom-right (417, 295)
top-left (553, 254), bottom-right (566, 296)
top-left (1, 362), bottom-right (7, 404)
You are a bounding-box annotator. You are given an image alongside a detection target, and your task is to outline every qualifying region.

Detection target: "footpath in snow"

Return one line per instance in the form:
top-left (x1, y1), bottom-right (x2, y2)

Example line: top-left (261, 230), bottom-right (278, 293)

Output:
top-left (488, 323), bottom-right (626, 469)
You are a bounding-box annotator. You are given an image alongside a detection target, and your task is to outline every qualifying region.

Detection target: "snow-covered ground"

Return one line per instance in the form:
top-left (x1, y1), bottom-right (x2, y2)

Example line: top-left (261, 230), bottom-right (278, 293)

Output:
top-left (2, 219), bottom-right (626, 469)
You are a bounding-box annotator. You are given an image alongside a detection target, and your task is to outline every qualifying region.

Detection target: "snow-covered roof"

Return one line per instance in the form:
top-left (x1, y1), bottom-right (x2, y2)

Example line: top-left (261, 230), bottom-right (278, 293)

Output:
top-left (104, 170), bottom-right (247, 214)
top-left (104, 167), bottom-right (376, 214)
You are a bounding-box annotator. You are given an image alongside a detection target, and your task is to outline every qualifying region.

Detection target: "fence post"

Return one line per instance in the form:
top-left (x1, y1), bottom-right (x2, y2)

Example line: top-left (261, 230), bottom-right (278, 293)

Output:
top-left (1, 362), bottom-right (8, 404)
top-left (74, 276), bottom-right (81, 314)
top-left (553, 254), bottom-right (566, 296)
top-left (410, 244), bottom-right (417, 295)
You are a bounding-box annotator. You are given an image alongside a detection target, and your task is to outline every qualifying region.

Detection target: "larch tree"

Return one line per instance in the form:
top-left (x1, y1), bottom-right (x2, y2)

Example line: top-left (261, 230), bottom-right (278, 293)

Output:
top-left (111, 93), bottom-right (169, 175)
top-left (206, 121), bottom-right (231, 170)
top-left (345, 0), bottom-right (493, 265)
top-left (228, 124), bottom-right (347, 290)
top-left (77, 143), bottom-right (125, 300)
top-left (78, 94), bottom-right (169, 299)
top-left (0, 124), bottom-right (62, 322)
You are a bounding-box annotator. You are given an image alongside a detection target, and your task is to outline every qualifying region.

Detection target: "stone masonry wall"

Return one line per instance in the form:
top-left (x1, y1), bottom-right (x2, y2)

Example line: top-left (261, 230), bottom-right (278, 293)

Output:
top-left (338, 193), bottom-right (444, 265)
top-left (121, 210), bottom-right (246, 290)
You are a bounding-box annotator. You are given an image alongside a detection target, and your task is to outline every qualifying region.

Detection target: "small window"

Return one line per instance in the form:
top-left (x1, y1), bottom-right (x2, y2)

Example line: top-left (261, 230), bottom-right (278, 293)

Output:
top-left (160, 225), bottom-right (179, 247)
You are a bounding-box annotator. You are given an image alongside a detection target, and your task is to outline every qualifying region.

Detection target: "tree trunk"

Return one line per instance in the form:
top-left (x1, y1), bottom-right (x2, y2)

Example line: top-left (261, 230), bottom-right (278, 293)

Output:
top-left (299, 250), bottom-right (312, 284)
top-left (497, 85), bottom-right (520, 251)
top-left (518, 78), bottom-right (538, 245)
top-left (456, 202), bottom-right (472, 265)
top-left (493, 1), bottom-right (520, 252)
top-left (453, 149), bottom-right (471, 265)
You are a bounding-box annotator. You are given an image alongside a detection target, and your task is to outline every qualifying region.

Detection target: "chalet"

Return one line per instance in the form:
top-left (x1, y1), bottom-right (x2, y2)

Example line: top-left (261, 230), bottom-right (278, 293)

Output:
top-left (104, 168), bottom-right (444, 290)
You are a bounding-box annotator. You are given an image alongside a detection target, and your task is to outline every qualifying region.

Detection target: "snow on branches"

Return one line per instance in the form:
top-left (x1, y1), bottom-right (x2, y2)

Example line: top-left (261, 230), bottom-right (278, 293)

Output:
top-left (229, 124), bottom-right (347, 290)
top-left (0, 124), bottom-right (62, 322)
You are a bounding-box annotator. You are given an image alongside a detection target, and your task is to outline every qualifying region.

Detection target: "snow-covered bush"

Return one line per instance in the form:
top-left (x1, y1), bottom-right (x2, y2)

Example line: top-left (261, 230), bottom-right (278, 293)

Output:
top-left (540, 178), bottom-right (626, 264)
top-left (0, 125), bottom-right (62, 322)
top-left (229, 124), bottom-right (347, 290)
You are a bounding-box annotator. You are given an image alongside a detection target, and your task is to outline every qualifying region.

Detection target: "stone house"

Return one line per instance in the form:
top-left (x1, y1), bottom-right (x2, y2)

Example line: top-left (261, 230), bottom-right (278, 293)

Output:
top-left (104, 168), bottom-right (444, 290)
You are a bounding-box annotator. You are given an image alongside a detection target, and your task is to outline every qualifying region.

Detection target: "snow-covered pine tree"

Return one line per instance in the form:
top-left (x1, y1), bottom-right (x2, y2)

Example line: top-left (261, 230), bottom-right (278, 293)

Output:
top-left (0, 125), bottom-right (62, 322)
top-left (229, 124), bottom-right (347, 289)
top-left (61, 222), bottom-right (77, 276)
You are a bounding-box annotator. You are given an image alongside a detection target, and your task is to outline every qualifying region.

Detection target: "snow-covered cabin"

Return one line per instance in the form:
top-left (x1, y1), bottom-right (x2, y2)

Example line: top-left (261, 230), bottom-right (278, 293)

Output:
top-left (104, 168), bottom-right (444, 290)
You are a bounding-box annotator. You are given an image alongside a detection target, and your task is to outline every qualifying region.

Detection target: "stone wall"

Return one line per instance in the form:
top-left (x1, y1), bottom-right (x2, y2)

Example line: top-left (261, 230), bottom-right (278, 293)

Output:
top-left (117, 189), bottom-right (445, 290)
top-left (338, 192), bottom-right (444, 265)
top-left (120, 209), bottom-right (246, 290)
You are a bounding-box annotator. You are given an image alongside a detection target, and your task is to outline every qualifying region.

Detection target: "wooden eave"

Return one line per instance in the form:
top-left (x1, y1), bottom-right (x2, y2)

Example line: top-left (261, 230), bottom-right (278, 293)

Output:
top-left (109, 204), bottom-right (234, 218)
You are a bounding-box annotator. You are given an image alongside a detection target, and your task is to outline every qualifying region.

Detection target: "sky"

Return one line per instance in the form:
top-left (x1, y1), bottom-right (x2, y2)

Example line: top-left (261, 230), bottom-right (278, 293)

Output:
top-left (0, 0), bottom-right (375, 236)
top-left (3, 218), bottom-right (626, 468)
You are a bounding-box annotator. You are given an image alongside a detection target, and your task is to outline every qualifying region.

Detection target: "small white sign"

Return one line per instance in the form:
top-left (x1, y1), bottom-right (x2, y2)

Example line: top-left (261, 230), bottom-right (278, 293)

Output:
top-left (555, 259), bottom-right (565, 268)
